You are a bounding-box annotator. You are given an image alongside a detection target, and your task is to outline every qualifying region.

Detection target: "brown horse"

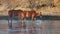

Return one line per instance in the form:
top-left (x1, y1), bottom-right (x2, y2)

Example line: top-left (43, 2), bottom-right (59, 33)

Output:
top-left (18, 10), bottom-right (36, 20)
top-left (8, 10), bottom-right (23, 28)
top-left (18, 10), bottom-right (42, 20)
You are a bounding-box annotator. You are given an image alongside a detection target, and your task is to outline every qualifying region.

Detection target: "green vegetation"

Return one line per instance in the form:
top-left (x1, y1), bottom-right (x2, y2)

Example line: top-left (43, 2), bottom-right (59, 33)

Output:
top-left (38, 7), bottom-right (43, 10)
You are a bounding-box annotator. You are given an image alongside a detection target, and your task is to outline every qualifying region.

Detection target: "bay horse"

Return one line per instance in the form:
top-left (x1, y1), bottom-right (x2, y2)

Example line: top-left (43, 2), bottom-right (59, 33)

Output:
top-left (18, 10), bottom-right (42, 20)
top-left (8, 10), bottom-right (23, 29)
top-left (18, 10), bottom-right (36, 20)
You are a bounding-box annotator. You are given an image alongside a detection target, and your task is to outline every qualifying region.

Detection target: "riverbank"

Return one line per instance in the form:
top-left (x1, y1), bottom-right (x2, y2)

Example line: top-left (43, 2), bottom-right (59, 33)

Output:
top-left (0, 16), bottom-right (60, 20)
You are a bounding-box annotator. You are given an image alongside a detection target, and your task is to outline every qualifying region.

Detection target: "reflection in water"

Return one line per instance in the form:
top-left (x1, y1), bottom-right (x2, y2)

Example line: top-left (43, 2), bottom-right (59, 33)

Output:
top-left (0, 20), bottom-right (60, 34)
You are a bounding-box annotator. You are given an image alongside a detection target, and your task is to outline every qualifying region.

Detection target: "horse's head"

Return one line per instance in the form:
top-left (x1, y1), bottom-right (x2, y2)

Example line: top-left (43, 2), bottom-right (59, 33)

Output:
top-left (36, 11), bottom-right (42, 16)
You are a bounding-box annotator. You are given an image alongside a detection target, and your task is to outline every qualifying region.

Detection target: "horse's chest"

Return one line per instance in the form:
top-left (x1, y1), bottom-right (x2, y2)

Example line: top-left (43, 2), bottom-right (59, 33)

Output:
top-left (25, 12), bottom-right (32, 17)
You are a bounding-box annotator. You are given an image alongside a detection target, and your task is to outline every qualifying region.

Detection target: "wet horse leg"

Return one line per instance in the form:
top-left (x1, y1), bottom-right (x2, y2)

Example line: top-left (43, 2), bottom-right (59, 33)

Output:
top-left (8, 15), bottom-right (12, 29)
top-left (18, 13), bottom-right (22, 28)
top-left (8, 15), bottom-right (10, 29)
top-left (10, 14), bottom-right (13, 29)
top-left (26, 20), bottom-right (29, 34)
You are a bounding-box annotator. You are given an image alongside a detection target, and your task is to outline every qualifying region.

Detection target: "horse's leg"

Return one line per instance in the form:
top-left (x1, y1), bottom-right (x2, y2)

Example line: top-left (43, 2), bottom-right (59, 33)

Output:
top-left (8, 16), bottom-right (12, 29)
top-left (10, 13), bottom-right (13, 29)
top-left (8, 15), bottom-right (10, 29)
top-left (32, 14), bottom-right (35, 20)
top-left (11, 15), bottom-right (12, 29)
top-left (17, 16), bottom-right (18, 24)
top-left (8, 15), bottom-right (9, 24)
top-left (14, 13), bottom-right (19, 29)
top-left (9, 15), bottom-right (12, 29)
top-left (19, 16), bottom-right (24, 34)
top-left (21, 16), bottom-right (26, 28)
top-left (18, 14), bottom-right (21, 28)
top-left (26, 18), bottom-right (29, 34)
top-left (22, 15), bottom-right (28, 34)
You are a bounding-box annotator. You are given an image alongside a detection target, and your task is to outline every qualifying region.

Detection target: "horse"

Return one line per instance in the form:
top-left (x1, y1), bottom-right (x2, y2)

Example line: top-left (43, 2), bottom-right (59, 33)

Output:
top-left (18, 10), bottom-right (36, 20)
top-left (18, 10), bottom-right (42, 20)
top-left (8, 10), bottom-right (23, 29)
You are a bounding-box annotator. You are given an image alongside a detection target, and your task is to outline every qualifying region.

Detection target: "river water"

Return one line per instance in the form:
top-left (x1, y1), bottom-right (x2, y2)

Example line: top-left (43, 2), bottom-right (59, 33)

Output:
top-left (0, 20), bottom-right (60, 34)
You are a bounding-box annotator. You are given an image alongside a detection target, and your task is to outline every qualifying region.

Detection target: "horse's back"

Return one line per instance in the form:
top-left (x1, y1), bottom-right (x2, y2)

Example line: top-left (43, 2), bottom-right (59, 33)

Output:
top-left (8, 10), bottom-right (23, 16)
